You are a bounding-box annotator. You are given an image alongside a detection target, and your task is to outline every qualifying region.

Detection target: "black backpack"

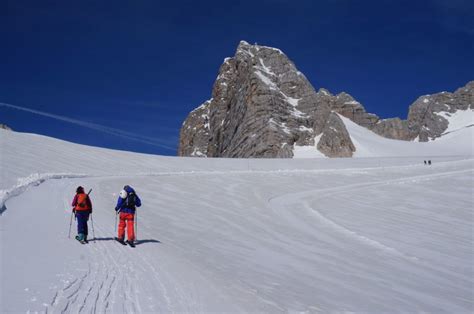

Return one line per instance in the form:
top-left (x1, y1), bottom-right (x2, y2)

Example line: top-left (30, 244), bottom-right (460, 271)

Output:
top-left (125, 192), bottom-right (137, 208)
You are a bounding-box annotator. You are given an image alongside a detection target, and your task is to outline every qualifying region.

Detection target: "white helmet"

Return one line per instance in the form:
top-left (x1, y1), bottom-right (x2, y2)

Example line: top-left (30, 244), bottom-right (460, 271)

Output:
top-left (119, 190), bottom-right (128, 199)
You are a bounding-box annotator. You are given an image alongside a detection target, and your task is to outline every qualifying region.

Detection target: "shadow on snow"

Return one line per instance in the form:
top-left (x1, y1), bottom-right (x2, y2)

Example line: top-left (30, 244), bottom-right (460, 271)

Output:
top-left (90, 237), bottom-right (161, 245)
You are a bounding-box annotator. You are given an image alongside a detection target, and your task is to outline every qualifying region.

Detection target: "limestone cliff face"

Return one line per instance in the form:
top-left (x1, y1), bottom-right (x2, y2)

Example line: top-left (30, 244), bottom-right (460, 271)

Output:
top-left (406, 82), bottom-right (473, 141)
top-left (178, 41), bottom-right (473, 157)
top-left (370, 118), bottom-right (410, 140)
top-left (328, 91), bottom-right (379, 129)
top-left (371, 81), bottom-right (473, 141)
top-left (178, 100), bottom-right (211, 157)
top-left (179, 41), bottom-right (355, 158)
top-left (317, 113), bottom-right (355, 158)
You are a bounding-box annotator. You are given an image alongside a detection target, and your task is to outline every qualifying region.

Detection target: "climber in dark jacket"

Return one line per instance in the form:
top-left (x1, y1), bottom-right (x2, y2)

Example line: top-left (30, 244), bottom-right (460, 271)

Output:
top-left (71, 186), bottom-right (92, 243)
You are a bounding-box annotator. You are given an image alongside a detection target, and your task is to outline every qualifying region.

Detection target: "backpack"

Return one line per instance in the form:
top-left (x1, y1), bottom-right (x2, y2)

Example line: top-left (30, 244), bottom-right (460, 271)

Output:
top-left (76, 193), bottom-right (89, 210)
top-left (125, 192), bottom-right (137, 208)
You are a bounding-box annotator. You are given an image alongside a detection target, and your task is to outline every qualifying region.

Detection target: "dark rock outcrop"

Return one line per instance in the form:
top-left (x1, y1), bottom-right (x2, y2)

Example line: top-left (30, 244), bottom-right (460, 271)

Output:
top-left (0, 124), bottom-right (12, 131)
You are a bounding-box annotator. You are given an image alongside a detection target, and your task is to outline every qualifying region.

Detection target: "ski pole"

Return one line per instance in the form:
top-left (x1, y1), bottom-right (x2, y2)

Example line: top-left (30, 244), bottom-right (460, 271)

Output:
top-left (115, 209), bottom-right (120, 232)
top-left (68, 211), bottom-right (74, 238)
top-left (91, 213), bottom-right (96, 242)
top-left (135, 211), bottom-right (138, 242)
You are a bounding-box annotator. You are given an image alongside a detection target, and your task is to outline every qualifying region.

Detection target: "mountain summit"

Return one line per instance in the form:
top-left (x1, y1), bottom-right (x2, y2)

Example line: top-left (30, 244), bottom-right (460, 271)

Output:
top-left (179, 41), bottom-right (473, 158)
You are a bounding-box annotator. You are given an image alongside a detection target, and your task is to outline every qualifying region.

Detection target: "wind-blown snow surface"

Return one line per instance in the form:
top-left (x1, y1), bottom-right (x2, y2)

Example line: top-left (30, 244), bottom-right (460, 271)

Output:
top-left (1, 129), bottom-right (473, 313)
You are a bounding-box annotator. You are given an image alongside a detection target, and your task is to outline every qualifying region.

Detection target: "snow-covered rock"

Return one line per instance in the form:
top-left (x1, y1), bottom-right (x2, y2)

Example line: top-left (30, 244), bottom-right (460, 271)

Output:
top-left (179, 41), bottom-right (473, 157)
top-left (178, 100), bottom-right (211, 157)
top-left (404, 81), bottom-right (474, 141)
top-left (179, 41), bottom-right (351, 158)
top-left (371, 82), bottom-right (473, 141)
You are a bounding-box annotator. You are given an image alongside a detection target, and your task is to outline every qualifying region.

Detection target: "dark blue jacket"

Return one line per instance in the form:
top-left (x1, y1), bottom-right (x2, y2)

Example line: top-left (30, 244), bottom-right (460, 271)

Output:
top-left (115, 186), bottom-right (141, 214)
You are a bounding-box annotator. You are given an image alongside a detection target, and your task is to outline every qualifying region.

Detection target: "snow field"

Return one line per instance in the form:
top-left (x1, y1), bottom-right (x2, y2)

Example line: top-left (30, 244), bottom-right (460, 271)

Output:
top-left (1, 128), bottom-right (473, 312)
top-left (1, 158), bottom-right (473, 312)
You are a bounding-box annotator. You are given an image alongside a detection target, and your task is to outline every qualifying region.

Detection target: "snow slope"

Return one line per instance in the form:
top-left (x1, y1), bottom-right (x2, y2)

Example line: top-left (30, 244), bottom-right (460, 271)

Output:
top-left (341, 114), bottom-right (474, 157)
top-left (293, 111), bottom-right (473, 158)
top-left (436, 109), bottom-right (474, 135)
top-left (1, 129), bottom-right (473, 313)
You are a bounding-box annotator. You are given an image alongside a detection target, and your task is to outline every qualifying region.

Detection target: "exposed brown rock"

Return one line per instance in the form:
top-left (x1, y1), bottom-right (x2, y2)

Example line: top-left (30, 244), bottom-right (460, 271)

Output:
top-left (317, 113), bottom-right (355, 158)
top-left (178, 40), bottom-right (473, 157)
top-left (179, 41), bottom-right (338, 158)
top-left (405, 81), bottom-right (473, 141)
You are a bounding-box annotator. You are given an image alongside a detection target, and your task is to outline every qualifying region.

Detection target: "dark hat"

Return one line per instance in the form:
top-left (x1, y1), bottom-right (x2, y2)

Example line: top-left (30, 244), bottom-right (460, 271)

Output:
top-left (76, 186), bottom-right (84, 193)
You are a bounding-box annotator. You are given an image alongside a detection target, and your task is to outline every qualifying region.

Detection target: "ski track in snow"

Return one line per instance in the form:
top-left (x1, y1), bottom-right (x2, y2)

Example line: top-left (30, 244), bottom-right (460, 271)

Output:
top-left (2, 156), bottom-right (470, 212)
top-left (37, 179), bottom-right (228, 314)
top-left (45, 222), bottom-right (139, 314)
top-left (2, 125), bottom-right (473, 313)
top-left (0, 173), bottom-right (88, 213)
top-left (269, 168), bottom-right (473, 263)
top-left (2, 158), bottom-right (473, 313)
top-left (42, 185), bottom-right (168, 314)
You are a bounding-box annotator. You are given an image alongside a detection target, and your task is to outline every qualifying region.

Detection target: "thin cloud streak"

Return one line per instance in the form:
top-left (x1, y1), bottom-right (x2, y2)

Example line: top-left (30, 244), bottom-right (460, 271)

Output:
top-left (0, 102), bottom-right (177, 151)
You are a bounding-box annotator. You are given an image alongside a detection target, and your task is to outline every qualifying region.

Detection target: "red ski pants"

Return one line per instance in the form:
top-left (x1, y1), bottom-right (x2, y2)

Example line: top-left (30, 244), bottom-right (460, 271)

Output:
top-left (118, 212), bottom-right (135, 241)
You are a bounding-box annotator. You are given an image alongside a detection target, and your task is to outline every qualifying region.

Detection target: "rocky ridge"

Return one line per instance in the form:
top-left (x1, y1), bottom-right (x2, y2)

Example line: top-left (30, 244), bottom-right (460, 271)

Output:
top-left (179, 41), bottom-right (473, 158)
top-left (399, 82), bottom-right (473, 141)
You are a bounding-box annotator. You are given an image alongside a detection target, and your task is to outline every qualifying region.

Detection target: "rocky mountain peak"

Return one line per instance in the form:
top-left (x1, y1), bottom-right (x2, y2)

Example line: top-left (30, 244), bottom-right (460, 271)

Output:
top-left (179, 40), bottom-right (354, 158)
top-left (179, 41), bottom-right (473, 158)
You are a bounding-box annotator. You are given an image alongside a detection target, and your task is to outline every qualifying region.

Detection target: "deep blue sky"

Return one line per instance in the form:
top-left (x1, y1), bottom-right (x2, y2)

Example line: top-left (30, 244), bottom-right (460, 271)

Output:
top-left (1, 0), bottom-right (473, 155)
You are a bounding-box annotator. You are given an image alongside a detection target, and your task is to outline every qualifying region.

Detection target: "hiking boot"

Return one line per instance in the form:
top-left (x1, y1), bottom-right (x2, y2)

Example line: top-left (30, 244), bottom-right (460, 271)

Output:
top-left (115, 237), bottom-right (126, 245)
